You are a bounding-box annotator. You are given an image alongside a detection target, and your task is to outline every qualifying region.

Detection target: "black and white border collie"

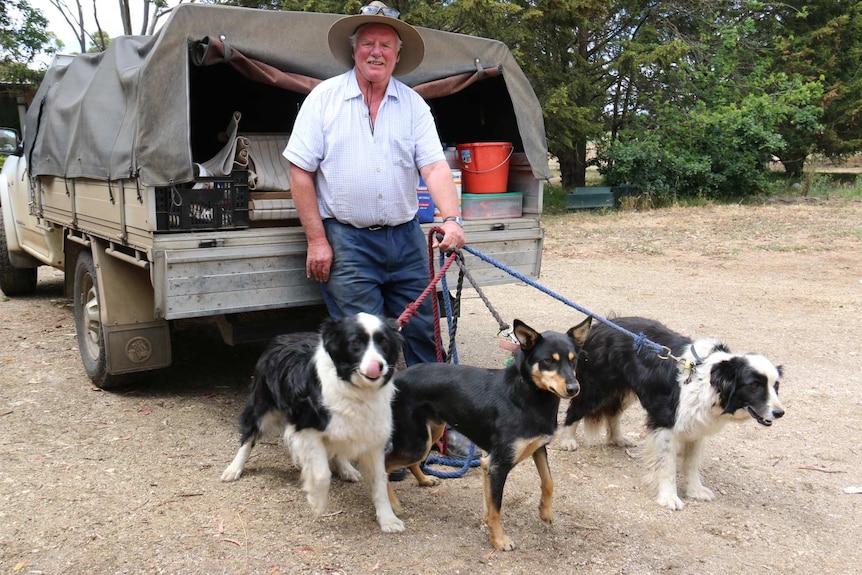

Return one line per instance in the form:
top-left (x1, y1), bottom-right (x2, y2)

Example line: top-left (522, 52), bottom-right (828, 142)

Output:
top-left (556, 316), bottom-right (784, 510)
top-left (221, 312), bottom-right (405, 532)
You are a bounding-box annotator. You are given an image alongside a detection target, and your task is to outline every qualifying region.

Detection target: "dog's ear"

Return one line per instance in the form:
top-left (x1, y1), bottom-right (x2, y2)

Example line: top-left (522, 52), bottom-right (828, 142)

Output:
top-left (512, 319), bottom-right (541, 351)
top-left (319, 316), bottom-right (340, 352)
top-left (567, 316), bottom-right (592, 348)
top-left (384, 317), bottom-right (405, 355)
top-left (384, 316), bottom-right (403, 337)
top-left (711, 357), bottom-right (745, 413)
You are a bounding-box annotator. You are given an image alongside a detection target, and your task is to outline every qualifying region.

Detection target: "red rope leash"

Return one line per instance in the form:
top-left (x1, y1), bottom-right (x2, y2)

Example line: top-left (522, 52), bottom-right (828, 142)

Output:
top-left (396, 226), bottom-right (458, 362)
top-left (395, 227), bottom-right (467, 461)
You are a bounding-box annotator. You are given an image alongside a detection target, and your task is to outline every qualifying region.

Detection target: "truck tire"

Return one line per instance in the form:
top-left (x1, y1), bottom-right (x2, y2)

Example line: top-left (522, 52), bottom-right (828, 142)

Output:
top-left (0, 215), bottom-right (38, 296)
top-left (73, 250), bottom-right (124, 388)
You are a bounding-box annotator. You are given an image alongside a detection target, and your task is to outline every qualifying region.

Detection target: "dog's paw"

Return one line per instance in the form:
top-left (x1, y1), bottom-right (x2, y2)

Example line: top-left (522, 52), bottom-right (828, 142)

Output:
top-left (686, 484), bottom-right (716, 502)
top-left (339, 468), bottom-right (362, 483)
top-left (308, 497), bottom-right (327, 517)
top-left (333, 458), bottom-right (362, 483)
top-left (306, 487), bottom-right (329, 517)
top-left (417, 475), bottom-right (441, 488)
top-left (406, 463), bottom-right (441, 487)
top-left (378, 514), bottom-right (405, 533)
top-left (555, 436), bottom-right (580, 451)
top-left (655, 492), bottom-right (685, 510)
top-left (610, 435), bottom-right (637, 448)
top-left (422, 476), bottom-right (442, 487)
top-left (491, 534), bottom-right (516, 551)
top-left (220, 464), bottom-right (243, 482)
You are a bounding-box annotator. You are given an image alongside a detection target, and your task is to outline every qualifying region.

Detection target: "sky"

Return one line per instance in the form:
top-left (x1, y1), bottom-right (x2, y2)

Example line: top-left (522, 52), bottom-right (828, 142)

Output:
top-left (30, 0), bottom-right (180, 53)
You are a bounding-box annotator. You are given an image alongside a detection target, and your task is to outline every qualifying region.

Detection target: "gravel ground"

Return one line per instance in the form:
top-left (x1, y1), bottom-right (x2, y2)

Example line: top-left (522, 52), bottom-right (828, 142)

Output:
top-left (1, 197), bottom-right (861, 574)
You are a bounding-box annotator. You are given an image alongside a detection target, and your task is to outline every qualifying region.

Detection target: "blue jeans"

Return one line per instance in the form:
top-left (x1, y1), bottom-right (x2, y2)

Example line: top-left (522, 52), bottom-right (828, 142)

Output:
top-left (321, 218), bottom-right (437, 366)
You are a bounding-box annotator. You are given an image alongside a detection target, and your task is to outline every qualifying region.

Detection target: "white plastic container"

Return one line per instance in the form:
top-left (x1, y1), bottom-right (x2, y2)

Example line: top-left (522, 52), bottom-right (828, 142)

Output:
top-left (433, 169), bottom-right (463, 221)
top-left (461, 192), bottom-right (523, 220)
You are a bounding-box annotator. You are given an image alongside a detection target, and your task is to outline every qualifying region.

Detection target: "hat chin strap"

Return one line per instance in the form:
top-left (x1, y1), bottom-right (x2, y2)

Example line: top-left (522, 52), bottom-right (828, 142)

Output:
top-left (363, 77), bottom-right (379, 135)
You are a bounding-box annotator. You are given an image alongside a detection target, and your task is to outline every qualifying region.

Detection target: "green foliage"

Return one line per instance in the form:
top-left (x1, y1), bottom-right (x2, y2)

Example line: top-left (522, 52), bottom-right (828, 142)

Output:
top-left (599, 137), bottom-right (715, 202)
top-left (599, 71), bottom-right (823, 200)
top-left (0, 0), bottom-right (56, 84)
top-left (138, 1), bottom-right (862, 200)
top-left (542, 182), bottom-right (570, 215)
top-left (819, 174), bottom-right (862, 200)
top-left (88, 31), bottom-right (112, 53)
top-left (771, 172), bottom-right (862, 201)
top-left (512, 0), bottom-right (617, 187)
top-left (771, 1), bottom-right (862, 173)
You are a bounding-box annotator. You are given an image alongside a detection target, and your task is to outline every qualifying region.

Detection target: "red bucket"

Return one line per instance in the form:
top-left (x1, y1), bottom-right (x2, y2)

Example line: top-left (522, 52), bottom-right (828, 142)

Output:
top-left (456, 142), bottom-right (514, 193)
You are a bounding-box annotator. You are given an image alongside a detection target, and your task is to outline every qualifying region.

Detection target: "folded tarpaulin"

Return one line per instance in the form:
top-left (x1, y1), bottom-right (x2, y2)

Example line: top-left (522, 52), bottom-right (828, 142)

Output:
top-left (243, 134), bottom-right (292, 192)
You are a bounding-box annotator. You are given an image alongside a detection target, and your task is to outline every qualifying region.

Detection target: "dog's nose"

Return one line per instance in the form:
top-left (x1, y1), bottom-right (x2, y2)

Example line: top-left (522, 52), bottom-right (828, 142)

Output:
top-left (566, 382), bottom-right (580, 397)
top-left (772, 407), bottom-right (785, 419)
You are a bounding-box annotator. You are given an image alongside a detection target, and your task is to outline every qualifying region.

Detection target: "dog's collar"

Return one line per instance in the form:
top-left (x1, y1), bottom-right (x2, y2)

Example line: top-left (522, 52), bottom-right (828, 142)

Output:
top-left (690, 346), bottom-right (706, 366)
top-left (682, 345), bottom-right (709, 384)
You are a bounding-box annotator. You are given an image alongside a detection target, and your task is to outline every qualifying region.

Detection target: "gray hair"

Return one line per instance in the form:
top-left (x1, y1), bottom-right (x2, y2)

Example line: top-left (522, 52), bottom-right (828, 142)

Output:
top-left (349, 24), bottom-right (403, 52)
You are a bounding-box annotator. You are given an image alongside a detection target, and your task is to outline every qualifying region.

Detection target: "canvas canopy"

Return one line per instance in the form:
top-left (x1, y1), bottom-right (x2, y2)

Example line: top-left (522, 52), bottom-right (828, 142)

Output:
top-left (24, 3), bottom-right (551, 187)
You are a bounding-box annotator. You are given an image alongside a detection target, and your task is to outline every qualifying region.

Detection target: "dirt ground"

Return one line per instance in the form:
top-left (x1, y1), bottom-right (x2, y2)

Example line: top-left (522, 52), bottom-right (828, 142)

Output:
top-left (2, 197), bottom-right (861, 575)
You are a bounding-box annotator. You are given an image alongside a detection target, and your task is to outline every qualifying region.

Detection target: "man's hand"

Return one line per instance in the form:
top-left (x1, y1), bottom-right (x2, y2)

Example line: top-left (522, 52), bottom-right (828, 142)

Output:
top-left (306, 237), bottom-right (334, 282)
top-left (433, 220), bottom-right (466, 252)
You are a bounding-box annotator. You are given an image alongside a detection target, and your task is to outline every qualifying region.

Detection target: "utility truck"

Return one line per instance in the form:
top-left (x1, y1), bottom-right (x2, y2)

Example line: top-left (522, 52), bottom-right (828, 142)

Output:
top-left (0, 4), bottom-right (551, 387)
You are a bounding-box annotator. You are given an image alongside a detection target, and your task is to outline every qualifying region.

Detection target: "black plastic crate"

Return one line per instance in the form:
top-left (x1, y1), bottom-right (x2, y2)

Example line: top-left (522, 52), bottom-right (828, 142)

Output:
top-left (155, 171), bottom-right (249, 231)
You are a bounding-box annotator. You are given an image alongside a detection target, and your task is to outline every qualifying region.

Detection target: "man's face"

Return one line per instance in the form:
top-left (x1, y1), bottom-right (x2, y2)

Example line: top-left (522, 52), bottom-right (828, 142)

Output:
top-left (353, 23), bottom-right (401, 84)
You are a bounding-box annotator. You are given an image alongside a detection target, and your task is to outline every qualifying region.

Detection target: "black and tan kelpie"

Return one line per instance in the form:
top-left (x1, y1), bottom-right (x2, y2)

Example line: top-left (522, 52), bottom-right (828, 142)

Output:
top-left (385, 317), bottom-right (592, 551)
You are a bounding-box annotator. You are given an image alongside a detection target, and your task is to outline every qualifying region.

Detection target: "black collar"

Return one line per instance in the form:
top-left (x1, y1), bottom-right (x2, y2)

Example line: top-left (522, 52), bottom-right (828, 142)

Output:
top-left (690, 345), bottom-right (706, 366)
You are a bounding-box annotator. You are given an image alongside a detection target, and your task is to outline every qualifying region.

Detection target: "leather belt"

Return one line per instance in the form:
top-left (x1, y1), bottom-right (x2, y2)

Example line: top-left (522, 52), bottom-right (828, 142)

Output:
top-left (327, 217), bottom-right (416, 231)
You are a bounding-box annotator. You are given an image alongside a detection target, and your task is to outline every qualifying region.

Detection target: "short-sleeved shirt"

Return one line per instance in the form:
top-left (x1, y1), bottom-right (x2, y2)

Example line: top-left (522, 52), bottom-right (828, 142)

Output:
top-left (284, 69), bottom-right (445, 228)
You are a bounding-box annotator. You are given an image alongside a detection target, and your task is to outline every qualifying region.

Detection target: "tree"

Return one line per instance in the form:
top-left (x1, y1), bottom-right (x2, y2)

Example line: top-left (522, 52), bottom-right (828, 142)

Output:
top-left (596, 1), bottom-right (823, 198)
top-left (87, 30), bottom-right (112, 52)
top-left (771, 1), bottom-right (862, 177)
top-left (208, 1), bottom-right (832, 193)
top-left (599, 73), bottom-right (822, 200)
top-left (1, 0), bottom-right (58, 84)
top-left (513, 0), bottom-right (823, 192)
top-left (47, 0), bottom-right (87, 52)
top-left (48, 0), bottom-right (177, 53)
top-left (513, 0), bottom-right (612, 190)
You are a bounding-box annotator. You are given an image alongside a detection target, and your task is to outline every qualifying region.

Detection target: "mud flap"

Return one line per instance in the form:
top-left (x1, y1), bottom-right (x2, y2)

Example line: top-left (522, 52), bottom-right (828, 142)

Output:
top-left (91, 238), bottom-right (171, 374)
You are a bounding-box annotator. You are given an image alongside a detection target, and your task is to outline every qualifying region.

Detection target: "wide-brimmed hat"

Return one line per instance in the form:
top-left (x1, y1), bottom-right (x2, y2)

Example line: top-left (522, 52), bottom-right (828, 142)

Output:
top-left (327, 1), bottom-right (425, 76)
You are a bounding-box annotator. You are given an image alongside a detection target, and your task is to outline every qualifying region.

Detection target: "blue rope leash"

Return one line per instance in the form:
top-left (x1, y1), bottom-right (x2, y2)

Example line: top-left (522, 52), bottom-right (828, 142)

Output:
top-left (438, 250), bottom-right (459, 364)
top-left (462, 245), bottom-right (668, 357)
top-left (418, 244), bottom-right (671, 480)
top-left (421, 442), bottom-right (481, 478)
top-left (419, 252), bottom-right (471, 478)
top-left (418, 252), bottom-right (474, 479)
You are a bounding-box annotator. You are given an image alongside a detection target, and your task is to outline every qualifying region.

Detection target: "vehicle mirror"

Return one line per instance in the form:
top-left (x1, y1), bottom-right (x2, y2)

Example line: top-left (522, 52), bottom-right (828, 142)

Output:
top-left (0, 127), bottom-right (20, 154)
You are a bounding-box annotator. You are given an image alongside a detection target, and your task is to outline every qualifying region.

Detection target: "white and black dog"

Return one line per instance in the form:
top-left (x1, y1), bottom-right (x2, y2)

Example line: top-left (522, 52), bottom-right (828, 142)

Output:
top-left (221, 312), bottom-right (405, 532)
top-left (556, 316), bottom-right (784, 510)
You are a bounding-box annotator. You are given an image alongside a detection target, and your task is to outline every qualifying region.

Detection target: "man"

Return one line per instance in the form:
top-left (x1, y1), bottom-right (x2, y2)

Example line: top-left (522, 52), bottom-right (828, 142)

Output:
top-left (284, 2), bottom-right (465, 366)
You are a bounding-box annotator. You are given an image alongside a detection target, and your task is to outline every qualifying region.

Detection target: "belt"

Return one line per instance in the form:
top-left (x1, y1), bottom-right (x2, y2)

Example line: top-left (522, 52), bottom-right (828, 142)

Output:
top-left (331, 217), bottom-right (416, 232)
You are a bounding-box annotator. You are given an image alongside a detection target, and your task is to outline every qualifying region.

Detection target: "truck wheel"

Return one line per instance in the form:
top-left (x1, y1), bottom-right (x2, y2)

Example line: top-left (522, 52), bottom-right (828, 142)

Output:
top-left (0, 215), bottom-right (38, 296)
top-left (73, 250), bottom-right (124, 388)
